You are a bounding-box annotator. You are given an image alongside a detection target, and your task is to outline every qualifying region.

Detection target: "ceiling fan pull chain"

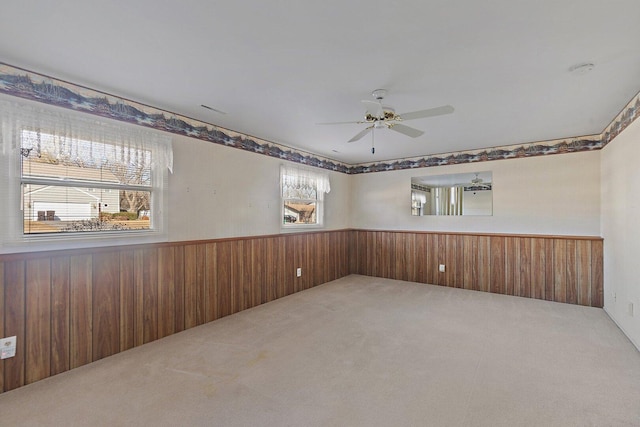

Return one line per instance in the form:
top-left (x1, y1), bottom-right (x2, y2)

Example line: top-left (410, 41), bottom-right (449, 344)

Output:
top-left (371, 128), bottom-right (375, 154)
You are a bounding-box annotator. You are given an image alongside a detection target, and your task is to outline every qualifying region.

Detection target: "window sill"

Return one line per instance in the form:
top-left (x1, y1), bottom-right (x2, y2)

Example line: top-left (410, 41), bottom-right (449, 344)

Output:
top-left (280, 223), bottom-right (324, 233)
top-left (1, 229), bottom-right (168, 255)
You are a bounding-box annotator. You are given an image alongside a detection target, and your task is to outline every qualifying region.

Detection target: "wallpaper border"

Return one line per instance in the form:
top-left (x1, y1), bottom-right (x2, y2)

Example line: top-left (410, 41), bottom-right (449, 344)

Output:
top-left (1, 63), bottom-right (638, 175)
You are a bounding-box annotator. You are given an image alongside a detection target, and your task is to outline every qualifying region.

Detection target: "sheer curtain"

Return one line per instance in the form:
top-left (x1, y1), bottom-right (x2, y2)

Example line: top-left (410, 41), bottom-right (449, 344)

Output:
top-left (280, 164), bottom-right (331, 197)
top-left (432, 186), bottom-right (463, 215)
top-left (280, 164), bottom-right (331, 226)
top-left (0, 97), bottom-right (173, 172)
top-left (0, 96), bottom-right (173, 251)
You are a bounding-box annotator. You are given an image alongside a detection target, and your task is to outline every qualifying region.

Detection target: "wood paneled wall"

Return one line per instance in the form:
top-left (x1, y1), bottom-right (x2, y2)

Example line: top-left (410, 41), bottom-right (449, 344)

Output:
top-left (352, 230), bottom-right (603, 308)
top-left (0, 230), bottom-right (351, 393)
top-left (0, 229), bottom-right (604, 394)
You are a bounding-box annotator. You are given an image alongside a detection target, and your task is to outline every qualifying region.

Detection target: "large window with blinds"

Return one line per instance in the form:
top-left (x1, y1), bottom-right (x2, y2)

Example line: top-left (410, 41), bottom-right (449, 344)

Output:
top-left (21, 130), bottom-right (154, 234)
top-left (0, 98), bottom-right (172, 250)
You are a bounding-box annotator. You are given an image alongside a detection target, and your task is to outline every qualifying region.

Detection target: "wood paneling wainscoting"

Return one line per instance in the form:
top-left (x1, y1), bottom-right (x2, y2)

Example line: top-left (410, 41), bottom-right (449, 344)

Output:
top-left (0, 229), bottom-right (603, 394)
top-left (352, 230), bottom-right (603, 308)
top-left (0, 230), bottom-right (351, 394)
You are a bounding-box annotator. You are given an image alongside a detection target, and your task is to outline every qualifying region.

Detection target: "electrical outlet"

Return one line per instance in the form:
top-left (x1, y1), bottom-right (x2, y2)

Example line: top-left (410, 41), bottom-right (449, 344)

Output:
top-left (296, 267), bottom-right (302, 277)
top-left (0, 336), bottom-right (17, 359)
top-left (439, 264), bottom-right (445, 273)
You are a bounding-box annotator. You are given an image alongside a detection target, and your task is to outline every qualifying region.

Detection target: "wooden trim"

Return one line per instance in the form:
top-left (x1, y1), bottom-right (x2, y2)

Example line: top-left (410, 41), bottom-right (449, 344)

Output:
top-left (4, 260), bottom-right (26, 391)
top-left (0, 228), bottom-right (601, 263)
top-left (353, 230), bottom-right (603, 309)
top-left (69, 255), bottom-right (92, 369)
top-left (0, 228), bottom-right (603, 394)
top-left (348, 229), bottom-right (603, 241)
top-left (0, 228), bottom-right (355, 262)
top-left (25, 258), bottom-right (51, 384)
top-left (0, 230), bottom-right (353, 394)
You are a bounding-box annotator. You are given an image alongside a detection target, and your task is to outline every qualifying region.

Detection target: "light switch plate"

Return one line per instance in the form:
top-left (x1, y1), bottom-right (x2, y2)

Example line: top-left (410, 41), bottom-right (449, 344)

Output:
top-left (0, 336), bottom-right (17, 359)
top-left (439, 264), bottom-right (446, 273)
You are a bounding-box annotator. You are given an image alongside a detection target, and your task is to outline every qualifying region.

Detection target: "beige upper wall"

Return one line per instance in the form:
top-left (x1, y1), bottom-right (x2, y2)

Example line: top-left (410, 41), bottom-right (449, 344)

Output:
top-left (349, 150), bottom-right (601, 236)
top-left (168, 134), bottom-right (351, 242)
top-left (171, 134), bottom-right (603, 240)
top-left (0, 123), bottom-right (600, 254)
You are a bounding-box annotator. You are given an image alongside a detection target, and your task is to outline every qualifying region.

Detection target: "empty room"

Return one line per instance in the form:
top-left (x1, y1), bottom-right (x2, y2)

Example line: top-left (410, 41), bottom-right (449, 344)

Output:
top-left (1, 1), bottom-right (639, 426)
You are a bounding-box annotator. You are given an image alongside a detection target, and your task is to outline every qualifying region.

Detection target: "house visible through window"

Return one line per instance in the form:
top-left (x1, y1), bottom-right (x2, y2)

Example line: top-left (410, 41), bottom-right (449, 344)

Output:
top-left (21, 130), bottom-right (153, 234)
top-left (281, 165), bottom-right (330, 227)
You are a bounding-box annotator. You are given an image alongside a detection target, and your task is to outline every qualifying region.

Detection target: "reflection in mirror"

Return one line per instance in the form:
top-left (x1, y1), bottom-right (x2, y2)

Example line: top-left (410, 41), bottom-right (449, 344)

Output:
top-left (411, 171), bottom-right (492, 216)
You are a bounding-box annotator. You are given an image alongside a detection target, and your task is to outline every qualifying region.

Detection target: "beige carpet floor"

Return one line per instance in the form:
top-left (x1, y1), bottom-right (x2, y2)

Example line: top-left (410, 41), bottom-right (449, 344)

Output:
top-left (1, 274), bottom-right (639, 426)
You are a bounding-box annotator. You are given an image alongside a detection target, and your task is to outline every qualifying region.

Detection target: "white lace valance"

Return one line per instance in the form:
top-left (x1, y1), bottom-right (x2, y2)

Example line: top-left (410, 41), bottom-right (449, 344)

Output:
top-left (0, 97), bottom-right (173, 173)
top-left (281, 164), bottom-right (331, 200)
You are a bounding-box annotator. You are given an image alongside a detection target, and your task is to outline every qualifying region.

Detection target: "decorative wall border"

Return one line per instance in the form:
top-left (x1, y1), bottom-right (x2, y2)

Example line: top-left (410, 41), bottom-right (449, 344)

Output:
top-left (601, 93), bottom-right (640, 147)
top-left (349, 135), bottom-right (603, 173)
top-left (0, 63), bottom-right (350, 174)
top-left (1, 63), bottom-right (638, 175)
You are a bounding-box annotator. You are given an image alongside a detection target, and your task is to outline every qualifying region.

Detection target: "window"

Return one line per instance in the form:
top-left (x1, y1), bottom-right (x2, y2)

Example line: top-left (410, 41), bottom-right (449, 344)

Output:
top-left (280, 164), bottom-right (330, 227)
top-left (0, 98), bottom-right (172, 250)
top-left (411, 189), bottom-right (428, 216)
top-left (21, 130), bottom-right (156, 234)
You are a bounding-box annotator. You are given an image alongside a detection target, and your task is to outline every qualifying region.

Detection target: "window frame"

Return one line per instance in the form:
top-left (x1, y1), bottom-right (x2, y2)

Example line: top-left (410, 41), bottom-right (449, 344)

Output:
top-left (0, 98), bottom-right (172, 253)
top-left (20, 132), bottom-right (156, 236)
top-left (280, 164), bottom-right (330, 230)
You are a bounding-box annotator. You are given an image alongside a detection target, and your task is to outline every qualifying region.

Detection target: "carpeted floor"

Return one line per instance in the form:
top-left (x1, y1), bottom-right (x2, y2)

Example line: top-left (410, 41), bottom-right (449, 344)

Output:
top-left (1, 275), bottom-right (639, 426)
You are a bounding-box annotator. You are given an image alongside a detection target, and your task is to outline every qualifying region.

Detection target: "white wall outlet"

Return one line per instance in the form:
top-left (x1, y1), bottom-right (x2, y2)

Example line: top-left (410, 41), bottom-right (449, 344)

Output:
top-left (439, 264), bottom-right (445, 273)
top-left (296, 267), bottom-right (302, 277)
top-left (0, 336), bottom-right (17, 359)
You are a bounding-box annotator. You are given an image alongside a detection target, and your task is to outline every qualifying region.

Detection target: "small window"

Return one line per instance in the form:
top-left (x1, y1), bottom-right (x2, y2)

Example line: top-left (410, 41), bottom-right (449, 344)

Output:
top-left (411, 189), bottom-right (428, 216)
top-left (281, 165), bottom-right (330, 227)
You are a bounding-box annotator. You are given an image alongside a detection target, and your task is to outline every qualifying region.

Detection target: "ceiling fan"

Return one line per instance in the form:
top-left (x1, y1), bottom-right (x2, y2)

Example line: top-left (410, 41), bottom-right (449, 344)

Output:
top-left (471, 173), bottom-right (483, 185)
top-left (466, 173), bottom-right (491, 190)
top-left (319, 89), bottom-right (454, 153)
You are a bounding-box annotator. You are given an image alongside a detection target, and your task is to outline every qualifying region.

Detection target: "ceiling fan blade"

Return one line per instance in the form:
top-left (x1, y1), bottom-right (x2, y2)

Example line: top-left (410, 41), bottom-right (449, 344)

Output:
top-left (348, 126), bottom-right (374, 142)
top-left (317, 120), bottom-right (365, 125)
top-left (361, 100), bottom-right (383, 118)
top-left (200, 104), bottom-right (227, 115)
top-left (389, 123), bottom-right (424, 138)
top-left (398, 105), bottom-right (454, 121)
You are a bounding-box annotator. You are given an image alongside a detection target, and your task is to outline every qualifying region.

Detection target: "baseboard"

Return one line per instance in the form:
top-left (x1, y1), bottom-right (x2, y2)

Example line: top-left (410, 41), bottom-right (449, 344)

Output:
top-left (603, 307), bottom-right (640, 353)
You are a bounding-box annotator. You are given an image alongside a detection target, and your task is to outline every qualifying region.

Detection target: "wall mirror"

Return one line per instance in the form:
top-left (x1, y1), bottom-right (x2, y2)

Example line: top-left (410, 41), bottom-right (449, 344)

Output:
top-left (411, 171), bottom-right (493, 216)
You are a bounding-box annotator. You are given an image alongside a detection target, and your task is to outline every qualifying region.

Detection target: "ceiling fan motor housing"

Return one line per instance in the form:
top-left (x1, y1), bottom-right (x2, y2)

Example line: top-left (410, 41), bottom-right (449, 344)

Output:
top-left (372, 89), bottom-right (387, 100)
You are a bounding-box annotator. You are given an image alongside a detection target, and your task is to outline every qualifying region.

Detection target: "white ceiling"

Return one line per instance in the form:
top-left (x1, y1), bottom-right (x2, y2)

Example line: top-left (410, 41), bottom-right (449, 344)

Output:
top-left (1, 1), bottom-right (639, 165)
